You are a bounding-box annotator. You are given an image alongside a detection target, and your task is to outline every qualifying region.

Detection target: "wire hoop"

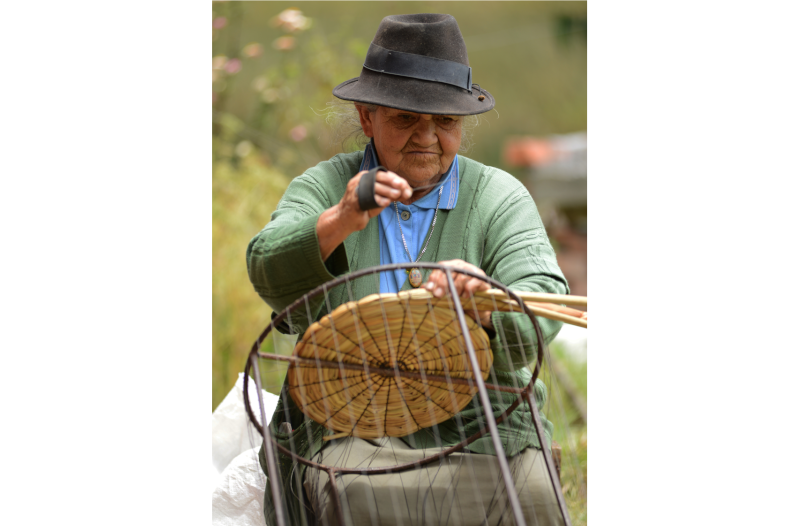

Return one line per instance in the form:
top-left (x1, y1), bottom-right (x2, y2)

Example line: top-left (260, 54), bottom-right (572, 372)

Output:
top-left (243, 262), bottom-right (572, 526)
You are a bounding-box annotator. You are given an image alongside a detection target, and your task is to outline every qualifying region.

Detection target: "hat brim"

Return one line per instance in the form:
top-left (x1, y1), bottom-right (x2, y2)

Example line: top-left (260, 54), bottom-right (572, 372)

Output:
top-left (332, 68), bottom-right (495, 116)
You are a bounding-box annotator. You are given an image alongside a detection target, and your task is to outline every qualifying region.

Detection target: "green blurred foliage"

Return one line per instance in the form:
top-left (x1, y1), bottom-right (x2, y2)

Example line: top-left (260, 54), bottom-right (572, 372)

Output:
top-left (547, 342), bottom-right (588, 525)
top-left (212, 2), bottom-right (370, 179)
top-left (213, 2), bottom-right (362, 408)
top-left (561, 427), bottom-right (588, 526)
top-left (212, 132), bottom-right (287, 409)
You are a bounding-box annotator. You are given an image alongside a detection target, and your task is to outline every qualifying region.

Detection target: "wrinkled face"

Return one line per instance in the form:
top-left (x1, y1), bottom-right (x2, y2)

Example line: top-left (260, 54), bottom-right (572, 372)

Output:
top-left (357, 105), bottom-right (462, 187)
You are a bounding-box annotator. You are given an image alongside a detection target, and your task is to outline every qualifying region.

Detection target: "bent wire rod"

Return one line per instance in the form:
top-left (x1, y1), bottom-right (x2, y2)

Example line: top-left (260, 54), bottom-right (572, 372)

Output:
top-left (327, 468), bottom-right (345, 526)
top-left (257, 353), bottom-right (525, 395)
top-left (526, 389), bottom-right (572, 525)
top-left (249, 354), bottom-right (288, 526)
top-left (267, 380), bottom-right (532, 475)
top-left (444, 268), bottom-right (527, 526)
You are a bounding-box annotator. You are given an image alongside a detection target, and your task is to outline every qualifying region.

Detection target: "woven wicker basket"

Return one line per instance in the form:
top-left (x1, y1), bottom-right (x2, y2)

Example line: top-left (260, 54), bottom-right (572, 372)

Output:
top-left (287, 289), bottom-right (492, 439)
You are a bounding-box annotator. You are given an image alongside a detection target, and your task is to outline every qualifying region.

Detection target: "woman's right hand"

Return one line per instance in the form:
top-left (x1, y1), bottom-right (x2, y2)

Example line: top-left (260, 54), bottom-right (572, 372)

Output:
top-left (316, 169), bottom-right (412, 261)
top-left (339, 169), bottom-right (413, 230)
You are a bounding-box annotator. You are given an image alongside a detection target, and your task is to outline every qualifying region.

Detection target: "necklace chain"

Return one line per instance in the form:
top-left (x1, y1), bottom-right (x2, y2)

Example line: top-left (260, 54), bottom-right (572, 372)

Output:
top-left (394, 185), bottom-right (444, 264)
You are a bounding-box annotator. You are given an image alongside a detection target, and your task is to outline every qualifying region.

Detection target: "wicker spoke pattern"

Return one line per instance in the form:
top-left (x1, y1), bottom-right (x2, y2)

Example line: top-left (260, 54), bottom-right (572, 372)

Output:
top-left (287, 289), bottom-right (492, 439)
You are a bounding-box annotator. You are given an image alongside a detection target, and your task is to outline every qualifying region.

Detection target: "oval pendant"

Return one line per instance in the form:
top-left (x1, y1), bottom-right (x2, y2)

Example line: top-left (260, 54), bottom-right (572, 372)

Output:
top-left (408, 268), bottom-right (423, 288)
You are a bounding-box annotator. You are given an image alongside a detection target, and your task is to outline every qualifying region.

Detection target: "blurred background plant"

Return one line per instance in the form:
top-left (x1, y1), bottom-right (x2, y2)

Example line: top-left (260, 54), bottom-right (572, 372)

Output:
top-left (213, 1), bottom-right (586, 519)
top-left (212, 2), bottom-right (586, 178)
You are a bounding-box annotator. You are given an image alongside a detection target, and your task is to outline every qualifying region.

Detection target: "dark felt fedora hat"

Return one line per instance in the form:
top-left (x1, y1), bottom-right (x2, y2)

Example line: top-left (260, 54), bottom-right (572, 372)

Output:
top-left (332, 13), bottom-right (495, 116)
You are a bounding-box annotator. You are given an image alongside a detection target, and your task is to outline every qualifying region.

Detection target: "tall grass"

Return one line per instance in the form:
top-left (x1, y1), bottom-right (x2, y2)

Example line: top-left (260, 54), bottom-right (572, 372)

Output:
top-left (212, 144), bottom-right (289, 410)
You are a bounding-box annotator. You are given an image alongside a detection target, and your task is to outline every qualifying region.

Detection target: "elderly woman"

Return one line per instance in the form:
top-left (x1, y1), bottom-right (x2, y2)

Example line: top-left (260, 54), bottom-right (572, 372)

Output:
top-left (248, 13), bottom-right (569, 526)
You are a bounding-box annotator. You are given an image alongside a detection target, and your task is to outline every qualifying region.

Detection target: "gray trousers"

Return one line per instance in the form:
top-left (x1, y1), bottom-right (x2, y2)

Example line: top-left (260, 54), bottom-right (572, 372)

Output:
top-left (304, 437), bottom-right (564, 526)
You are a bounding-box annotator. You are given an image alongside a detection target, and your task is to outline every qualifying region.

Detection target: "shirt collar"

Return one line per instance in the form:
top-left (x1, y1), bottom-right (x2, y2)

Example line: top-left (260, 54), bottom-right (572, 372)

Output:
top-left (360, 141), bottom-right (459, 210)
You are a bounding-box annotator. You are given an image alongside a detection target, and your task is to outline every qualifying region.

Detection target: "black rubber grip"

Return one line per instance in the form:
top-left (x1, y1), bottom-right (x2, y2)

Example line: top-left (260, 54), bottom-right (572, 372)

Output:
top-left (357, 165), bottom-right (386, 211)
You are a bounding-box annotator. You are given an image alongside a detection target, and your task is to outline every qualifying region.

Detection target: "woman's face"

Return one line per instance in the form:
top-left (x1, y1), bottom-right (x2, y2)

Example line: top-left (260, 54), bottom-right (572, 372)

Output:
top-left (357, 105), bottom-right (462, 187)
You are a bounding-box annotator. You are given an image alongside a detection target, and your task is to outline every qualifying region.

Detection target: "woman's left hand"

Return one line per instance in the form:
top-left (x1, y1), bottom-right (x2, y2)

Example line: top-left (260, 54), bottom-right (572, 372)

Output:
top-left (424, 260), bottom-right (493, 330)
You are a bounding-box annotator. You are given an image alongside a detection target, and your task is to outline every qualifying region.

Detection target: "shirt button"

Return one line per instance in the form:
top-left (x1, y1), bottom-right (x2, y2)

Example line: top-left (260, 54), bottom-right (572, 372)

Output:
top-left (400, 210), bottom-right (411, 221)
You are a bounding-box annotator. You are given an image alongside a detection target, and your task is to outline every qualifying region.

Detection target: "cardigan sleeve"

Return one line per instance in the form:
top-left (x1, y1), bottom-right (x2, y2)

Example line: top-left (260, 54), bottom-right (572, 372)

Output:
top-left (246, 167), bottom-right (350, 333)
top-left (478, 171), bottom-right (570, 372)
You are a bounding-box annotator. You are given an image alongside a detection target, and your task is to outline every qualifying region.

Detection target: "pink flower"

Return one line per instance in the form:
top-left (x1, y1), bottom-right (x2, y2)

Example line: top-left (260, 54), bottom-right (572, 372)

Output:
top-left (290, 125), bottom-right (307, 142)
top-left (272, 36), bottom-right (295, 51)
top-left (224, 58), bottom-right (241, 74)
top-left (271, 9), bottom-right (311, 33)
top-left (213, 17), bottom-right (227, 29)
top-left (242, 43), bottom-right (263, 58)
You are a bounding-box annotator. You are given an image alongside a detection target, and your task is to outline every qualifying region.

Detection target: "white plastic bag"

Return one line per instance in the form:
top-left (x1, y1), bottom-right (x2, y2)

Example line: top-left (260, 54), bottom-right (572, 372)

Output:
top-left (211, 372), bottom-right (280, 525)
top-left (211, 372), bottom-right (279, 474)
top-left (211, 447), bottom-right (267, 526)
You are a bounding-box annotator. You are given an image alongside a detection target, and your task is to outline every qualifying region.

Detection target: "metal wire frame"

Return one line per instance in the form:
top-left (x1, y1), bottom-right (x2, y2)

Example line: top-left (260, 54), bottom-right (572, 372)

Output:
top-left (243, 262), bottom-right (573, 526)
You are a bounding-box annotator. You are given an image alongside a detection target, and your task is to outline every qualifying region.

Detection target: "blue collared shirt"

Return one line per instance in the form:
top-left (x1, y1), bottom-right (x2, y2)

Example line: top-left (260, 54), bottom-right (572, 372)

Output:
top-left (358, 142), bottom-right (460, 292)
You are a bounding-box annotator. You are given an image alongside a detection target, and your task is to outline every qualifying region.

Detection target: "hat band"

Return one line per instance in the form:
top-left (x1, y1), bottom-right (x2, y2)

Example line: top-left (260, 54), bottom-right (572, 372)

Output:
top-left (363, 43), bottom-right (472, 93)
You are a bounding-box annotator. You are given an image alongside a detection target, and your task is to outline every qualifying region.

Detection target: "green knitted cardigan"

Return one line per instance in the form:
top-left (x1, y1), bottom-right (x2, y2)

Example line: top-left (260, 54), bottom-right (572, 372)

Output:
top-left (246, 151), bottom-right (568, 526)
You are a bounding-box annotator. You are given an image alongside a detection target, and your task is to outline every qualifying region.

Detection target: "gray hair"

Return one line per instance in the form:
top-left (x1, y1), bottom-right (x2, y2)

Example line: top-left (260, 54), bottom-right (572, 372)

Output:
top-left (321, 100), bottom-right (479, 153)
